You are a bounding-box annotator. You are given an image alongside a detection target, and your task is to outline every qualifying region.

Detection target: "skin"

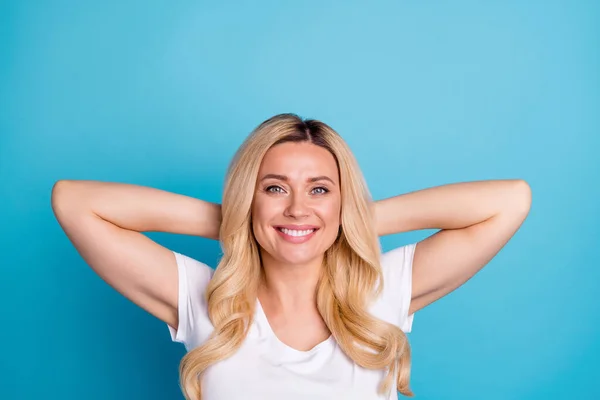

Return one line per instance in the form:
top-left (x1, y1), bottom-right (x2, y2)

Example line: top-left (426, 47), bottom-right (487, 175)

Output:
top-left (51, 138), bottom-right (531, 353)
top-left (374, 179), bottom-right (531, 316)
top-left (251, 141), bottom-right (342, 350)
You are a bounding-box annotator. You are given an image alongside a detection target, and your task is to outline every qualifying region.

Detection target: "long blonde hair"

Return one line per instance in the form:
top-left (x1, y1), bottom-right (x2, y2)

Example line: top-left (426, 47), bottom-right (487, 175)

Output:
top-left (179, 113), bottom-right (413, 398)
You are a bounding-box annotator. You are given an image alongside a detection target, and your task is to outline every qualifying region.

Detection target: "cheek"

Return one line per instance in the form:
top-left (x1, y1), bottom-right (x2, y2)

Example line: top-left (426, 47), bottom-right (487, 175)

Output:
top-left (318, 202), bottom-right (342, 251)
top-left (318, 200), bottom-right (341, 229)
top-left (251, 200), bottom-right (266, 237)
top-left (251, 196), bottom-right (280, 242)
top-left (328, 197), bottom-right (342, 221)
top-left (252, 195), bottom-right (281, 223)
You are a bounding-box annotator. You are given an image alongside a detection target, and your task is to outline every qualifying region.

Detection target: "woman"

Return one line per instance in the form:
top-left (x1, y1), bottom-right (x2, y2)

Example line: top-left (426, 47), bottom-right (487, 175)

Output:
top-left (51, 113), bottom-right (531, 399)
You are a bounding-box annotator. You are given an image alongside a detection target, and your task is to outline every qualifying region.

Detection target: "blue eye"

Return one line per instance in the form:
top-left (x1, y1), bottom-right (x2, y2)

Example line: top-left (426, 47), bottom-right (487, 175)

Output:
top-left (265, 185), bottom-right (328, 195)
top-left (266, 185), bottom-right (284, 193)
top-left (312, 187), bottom-right (329, 195)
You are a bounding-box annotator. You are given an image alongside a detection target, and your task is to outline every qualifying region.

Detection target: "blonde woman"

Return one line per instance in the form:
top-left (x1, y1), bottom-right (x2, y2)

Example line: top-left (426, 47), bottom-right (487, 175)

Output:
top-left (51, 113), bottom-right (531, 399)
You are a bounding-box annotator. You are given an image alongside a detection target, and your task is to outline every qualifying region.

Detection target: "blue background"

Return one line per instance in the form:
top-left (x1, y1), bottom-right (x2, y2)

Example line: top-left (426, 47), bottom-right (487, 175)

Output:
top-left (1, 1), bottom-right (598, 399)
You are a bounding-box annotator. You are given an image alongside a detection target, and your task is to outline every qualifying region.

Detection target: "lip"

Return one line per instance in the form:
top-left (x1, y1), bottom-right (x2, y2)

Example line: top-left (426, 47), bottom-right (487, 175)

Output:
top-left (273, 224), bottom-right (320, 230)
top-left (273, 225), bottom-right (319, 244)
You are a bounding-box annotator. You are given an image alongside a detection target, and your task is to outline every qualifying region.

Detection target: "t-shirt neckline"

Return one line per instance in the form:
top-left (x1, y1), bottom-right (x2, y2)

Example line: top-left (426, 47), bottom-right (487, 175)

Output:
top-left (254, 298), bottom-right (335, 355)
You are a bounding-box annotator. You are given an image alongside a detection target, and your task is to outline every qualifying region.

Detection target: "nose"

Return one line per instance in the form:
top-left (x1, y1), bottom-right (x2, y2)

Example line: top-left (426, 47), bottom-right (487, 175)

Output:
top-left (284, 192), bottom-right (310, 218)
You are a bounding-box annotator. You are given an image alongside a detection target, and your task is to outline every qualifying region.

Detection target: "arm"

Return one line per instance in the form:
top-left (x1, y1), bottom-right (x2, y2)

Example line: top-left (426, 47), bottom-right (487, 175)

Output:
top-left (374, 179), bottom-right (532, 315)
top-left (51, 180), bottom-right (221, 328)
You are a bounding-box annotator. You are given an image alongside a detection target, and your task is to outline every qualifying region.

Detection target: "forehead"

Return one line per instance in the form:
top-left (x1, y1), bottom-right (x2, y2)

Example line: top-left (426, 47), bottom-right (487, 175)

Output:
top-left (259, 141), bottom-right (339, 182)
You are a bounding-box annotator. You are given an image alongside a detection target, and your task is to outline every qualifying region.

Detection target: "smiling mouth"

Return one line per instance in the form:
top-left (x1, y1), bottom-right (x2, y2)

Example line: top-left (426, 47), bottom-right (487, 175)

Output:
top-left (276, 227), bottom-right (317, 237)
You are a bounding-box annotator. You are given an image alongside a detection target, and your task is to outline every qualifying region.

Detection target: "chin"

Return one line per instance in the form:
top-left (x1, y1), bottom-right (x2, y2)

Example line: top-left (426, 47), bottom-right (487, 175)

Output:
top-left (271, 249), bottom-right (324, 267)
top-left (280, 254), bottom-right (320, 266)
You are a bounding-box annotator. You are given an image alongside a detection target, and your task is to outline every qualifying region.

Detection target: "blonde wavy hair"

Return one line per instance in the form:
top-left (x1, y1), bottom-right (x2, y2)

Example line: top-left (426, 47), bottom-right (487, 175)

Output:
top-left (179, 113), bottom-right (413, 398)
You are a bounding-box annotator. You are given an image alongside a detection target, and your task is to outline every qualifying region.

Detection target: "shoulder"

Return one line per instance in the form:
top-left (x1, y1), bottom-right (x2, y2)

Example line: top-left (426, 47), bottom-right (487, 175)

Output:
top-left (173, 251), bottom-right (215, 287)
top-left (370, 242), bottom-right (419, 333)
top-left (379, 242), bottom-right (417, 293)
top-left (168, 251), bottom-right (215, 348)
top-left (172, 251), bottom-right (215, 312)
top-left (380, 242), bottom-right (418, 271)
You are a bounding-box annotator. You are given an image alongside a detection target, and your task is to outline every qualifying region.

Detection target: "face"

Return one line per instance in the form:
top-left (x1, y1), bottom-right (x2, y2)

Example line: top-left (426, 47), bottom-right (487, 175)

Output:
top-left (252, 141), bottom-right (342, 268)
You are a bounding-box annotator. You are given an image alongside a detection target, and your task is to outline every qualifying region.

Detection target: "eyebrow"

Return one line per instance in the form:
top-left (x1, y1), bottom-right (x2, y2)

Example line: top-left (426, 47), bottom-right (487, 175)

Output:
top-left (260, 174), bottom-right (336, 185)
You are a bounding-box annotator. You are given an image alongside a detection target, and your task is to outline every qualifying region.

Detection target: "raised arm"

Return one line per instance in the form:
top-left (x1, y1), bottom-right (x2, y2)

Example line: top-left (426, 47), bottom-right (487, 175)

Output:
top-left (374, 179), bottom-right (531, 315)
top-left (51, 180), bottom-right (221, 328)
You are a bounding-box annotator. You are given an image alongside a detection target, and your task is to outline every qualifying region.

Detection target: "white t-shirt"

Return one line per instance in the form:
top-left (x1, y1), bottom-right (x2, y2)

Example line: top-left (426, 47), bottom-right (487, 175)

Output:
top-left (167, 243), bottom-right (417, 400)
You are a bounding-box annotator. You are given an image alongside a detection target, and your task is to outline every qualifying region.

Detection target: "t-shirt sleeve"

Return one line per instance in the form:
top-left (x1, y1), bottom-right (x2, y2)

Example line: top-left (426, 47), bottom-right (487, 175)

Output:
top-left (379, 242), bottom-right (418, 333)
top-left (167, 251), bottom-right (214, 349)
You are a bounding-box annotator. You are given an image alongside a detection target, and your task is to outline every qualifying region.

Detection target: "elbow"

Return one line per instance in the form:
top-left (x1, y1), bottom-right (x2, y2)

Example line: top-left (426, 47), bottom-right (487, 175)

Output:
top-left (51, 180), bottom-right (70, 204)
top-left (511, 179), bottom-right (532, 216)
top-left (51, 180), bottom-right (68, 216)
top-left (51, 180), bottom-right (80, 217)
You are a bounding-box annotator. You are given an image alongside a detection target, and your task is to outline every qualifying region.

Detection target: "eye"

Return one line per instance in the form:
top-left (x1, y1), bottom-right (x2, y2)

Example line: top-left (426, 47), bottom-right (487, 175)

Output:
top-left (311, 186), bottom-right (329, 195)
top-left (265, 185), bottom-right (285, 194)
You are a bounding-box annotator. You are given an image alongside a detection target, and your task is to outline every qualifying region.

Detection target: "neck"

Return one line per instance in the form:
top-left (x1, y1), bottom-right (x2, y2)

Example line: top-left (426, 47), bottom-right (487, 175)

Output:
top-left (258, 252), bottom-right (324, 310)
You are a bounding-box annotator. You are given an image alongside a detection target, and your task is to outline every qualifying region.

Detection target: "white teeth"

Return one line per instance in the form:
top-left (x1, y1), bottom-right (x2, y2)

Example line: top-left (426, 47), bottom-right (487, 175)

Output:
top-left (280, 228), bottom-right (315, 237)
